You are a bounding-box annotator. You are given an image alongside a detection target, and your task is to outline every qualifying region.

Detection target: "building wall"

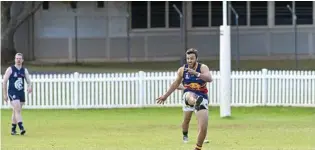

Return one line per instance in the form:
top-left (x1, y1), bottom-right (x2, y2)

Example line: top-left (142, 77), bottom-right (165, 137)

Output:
top-left (13, 1), bottom-right (315, 62)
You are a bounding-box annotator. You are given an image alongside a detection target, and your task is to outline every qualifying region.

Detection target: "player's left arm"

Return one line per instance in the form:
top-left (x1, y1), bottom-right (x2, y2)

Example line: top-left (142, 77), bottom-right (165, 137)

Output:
top-left (198, 64), bottom-right (213, 82)
top-left (24, 68), bottom-right (32, 89)
top-left (176, 84), bottom-right (185, 90)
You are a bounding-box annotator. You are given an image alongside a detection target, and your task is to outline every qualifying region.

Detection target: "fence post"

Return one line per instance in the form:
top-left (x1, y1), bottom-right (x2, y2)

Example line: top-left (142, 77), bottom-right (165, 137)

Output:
top-left (74, 72), bottom-right (79, 109)
top-left (262, 68), bottom-right (268, 106)
top-left (138, 71), bottom-right (145, 107)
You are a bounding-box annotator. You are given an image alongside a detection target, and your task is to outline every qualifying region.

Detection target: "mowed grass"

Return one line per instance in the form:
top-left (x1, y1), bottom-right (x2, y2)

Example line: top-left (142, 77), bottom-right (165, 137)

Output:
top-left (1, 107), bottom-right (315, 150)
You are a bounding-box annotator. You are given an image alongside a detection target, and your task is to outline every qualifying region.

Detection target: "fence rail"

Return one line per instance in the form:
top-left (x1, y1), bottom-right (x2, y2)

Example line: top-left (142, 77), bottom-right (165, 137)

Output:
top-left (1, 69), bottom-right (315, 109)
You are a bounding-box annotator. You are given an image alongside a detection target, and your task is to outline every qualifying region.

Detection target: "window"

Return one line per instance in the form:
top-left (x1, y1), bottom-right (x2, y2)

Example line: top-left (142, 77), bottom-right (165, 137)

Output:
top-left (211, 1), bottom-right (222, 26)
top-left (42, 1), bottom-right (49, 10)
top-left (168, 1), bottom-right (182, 28)
top-left (275, 1), bottom-right (293, 25)
top-left (96, 1), bottom-right (104, 8)
top-left (250, 1), bottom-right (268, 25)
top-left (295, 1), bottom-right (313, 25)
top-left (70, 1), bottom-right (77, 9)
top-left (131, 2), bottom-right (148, 29)
top-left (230, 1), bottom-right (247, 26)
top-left (192, 1), bottom-right (209, 27)
top-left (150, 1), bottom-right (166, 28)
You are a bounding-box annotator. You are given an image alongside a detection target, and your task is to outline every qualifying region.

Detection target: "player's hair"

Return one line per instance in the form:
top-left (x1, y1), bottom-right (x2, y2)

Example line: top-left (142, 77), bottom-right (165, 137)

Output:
top-left (15, 53), bottom-right (23, 58)
top-left (186, 48), bottom-right (198, 58)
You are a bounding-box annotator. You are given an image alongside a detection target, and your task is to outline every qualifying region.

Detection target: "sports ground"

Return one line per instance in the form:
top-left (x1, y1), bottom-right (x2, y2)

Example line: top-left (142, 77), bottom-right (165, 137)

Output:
top-left (1, 107), bottom-right (315, 150)
top-left (1, 60), bottom-right (315, 150)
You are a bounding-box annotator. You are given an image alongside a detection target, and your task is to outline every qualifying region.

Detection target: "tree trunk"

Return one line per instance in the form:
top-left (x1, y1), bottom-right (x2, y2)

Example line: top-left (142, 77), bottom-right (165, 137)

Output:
top-left (1, 2), bottom-right (43, 64)
top-left (1, 31), bottom-right (16, 63)
top-left (1, 2), bottom-right (15, 64)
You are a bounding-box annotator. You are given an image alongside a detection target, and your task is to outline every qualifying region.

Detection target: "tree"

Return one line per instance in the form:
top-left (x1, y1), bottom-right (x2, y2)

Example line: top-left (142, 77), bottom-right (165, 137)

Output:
top-left (1, 1), bottom-right (43, 63)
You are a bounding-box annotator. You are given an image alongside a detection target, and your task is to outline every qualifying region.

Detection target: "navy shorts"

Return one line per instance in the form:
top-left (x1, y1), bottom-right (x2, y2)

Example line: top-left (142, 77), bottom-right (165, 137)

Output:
top-left (8, 92), bottom-right (25, 102)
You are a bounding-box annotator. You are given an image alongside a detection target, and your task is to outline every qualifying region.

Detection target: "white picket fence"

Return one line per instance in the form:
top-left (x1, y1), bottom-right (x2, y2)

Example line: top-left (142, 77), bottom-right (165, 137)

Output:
top-left (1, 69), bottom-right (315, 109)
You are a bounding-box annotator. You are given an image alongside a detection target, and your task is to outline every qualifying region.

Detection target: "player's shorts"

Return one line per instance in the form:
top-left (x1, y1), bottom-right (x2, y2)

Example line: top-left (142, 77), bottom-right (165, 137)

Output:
top-left (181, 91), bottom-right (209, 112)
top-left (8, 92), bottom-right (25, 102)
top-left (182, 103), bottom-right (196, 112)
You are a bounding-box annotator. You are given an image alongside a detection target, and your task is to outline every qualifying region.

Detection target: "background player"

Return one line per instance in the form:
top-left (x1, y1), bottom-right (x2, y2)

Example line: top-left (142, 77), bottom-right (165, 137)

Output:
top-left (177, 84), bottom-right (209, 144)
top-left (157, 48), bottom-right (213, 150)
top-left (2, 53), bottom-right (32, 135)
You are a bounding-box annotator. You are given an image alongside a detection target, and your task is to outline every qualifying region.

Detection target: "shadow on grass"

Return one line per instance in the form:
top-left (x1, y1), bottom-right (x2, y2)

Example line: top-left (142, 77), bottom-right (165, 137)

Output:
top-left (220, 116), bottom-right (236, 120)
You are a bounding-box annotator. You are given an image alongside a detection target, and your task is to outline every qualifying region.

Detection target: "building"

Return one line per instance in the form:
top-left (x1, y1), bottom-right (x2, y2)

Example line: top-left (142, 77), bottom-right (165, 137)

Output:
top-left (14, 1), bottom-right (315, 62)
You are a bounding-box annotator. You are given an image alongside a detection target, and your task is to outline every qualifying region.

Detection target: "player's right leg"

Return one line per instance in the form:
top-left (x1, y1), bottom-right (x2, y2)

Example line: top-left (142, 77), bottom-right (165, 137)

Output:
top-left (9, 98), bottom-right (26, 135)
top-left (183, 92), bottom-right (207, 112)
top-left (10, 104), bottom-right (17, 135)
top-left (182, 93), bottom-right (195, 143)
top-left (182, 110), bottom-right (193, 143)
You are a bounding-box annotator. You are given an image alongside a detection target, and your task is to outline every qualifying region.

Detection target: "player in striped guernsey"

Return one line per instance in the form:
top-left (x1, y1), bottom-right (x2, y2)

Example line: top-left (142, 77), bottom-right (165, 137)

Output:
top-left (157, 48), bottom-right (213, 150)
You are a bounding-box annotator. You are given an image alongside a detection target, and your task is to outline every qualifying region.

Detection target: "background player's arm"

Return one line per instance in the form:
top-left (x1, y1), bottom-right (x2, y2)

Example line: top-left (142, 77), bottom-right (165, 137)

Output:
top-left (199, 64), bottom-right (213, 82)
top-left (163, 67), bottom-right (184, 97)
top-left (24, 68), bottom-right (32, 88)
top-left (2, 67), bottom-right (12, 97)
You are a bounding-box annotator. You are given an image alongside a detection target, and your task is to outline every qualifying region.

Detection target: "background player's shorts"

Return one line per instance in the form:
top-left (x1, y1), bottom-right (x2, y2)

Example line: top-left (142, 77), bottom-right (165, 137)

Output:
top-left (8, 92), bottom-right (25, 102)
top-left (181, 92), bottom-right (209, 112)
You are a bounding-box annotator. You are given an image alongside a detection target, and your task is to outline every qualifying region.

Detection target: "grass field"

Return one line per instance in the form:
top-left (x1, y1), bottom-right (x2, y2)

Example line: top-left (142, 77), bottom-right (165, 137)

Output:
top-left (1, 107), bottom-right (315, 150)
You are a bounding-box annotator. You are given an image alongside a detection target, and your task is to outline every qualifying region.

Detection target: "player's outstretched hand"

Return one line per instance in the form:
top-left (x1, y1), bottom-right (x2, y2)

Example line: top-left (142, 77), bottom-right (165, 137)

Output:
top-left (156, 95), bottom-right (167, 104)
